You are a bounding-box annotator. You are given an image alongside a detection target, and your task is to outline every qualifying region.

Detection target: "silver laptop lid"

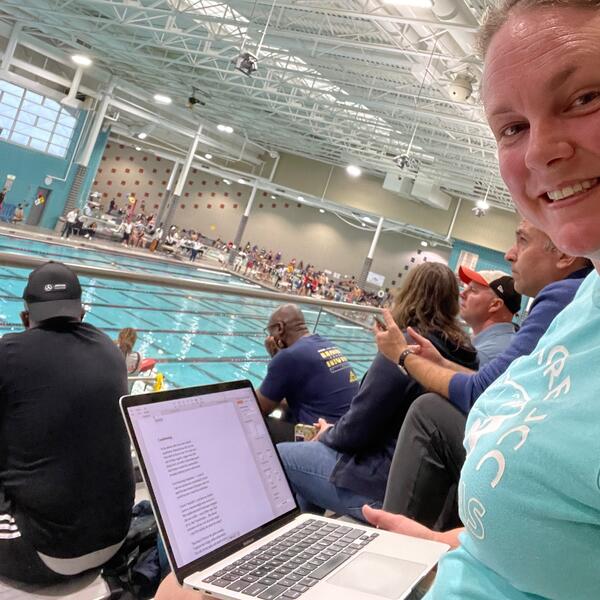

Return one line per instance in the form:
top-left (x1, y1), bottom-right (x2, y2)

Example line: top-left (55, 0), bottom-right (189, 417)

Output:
top-left (121, 380), bottom-right (299, 583)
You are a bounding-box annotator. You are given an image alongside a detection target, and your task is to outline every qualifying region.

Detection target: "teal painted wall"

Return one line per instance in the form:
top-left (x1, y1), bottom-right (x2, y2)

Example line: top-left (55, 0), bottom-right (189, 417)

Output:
top-left (0, 110), bottom-right (94, 229)
top-left (448, 239), bottom-right (509, 273)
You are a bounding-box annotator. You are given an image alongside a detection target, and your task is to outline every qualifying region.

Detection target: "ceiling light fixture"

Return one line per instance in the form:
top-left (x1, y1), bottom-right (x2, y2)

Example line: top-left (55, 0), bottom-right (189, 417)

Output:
top-left (361, 222), bottom-right (366, 227)
top-left (420, 241), bottom-right (429, 247)
top-left (346, 165), bottom-right (362, 177)
top-left (238, 178), bottom-right (247, 184)
top-left (137, 132), bottom-right (148, 140)
top-left (319, 208), bottom-right (325, 214)
top-left (134, 145), bottom-right (141, 151)
top-left (298, 196), bottom-right (304, 201)
top-left (223, 179), bottom-right (232, 185)
top-left (217, 124), bottom-right (234, 134)
top-left (71, 54), bottom-right (93, 67)
top-left (204, 153), bottom-right (213, 160)
top-left (153, 93), bottom-right (172, 105)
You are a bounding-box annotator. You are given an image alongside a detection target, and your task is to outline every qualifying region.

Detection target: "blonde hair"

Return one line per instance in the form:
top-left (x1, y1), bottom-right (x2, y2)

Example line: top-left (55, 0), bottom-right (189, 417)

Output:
top-left (391, 262), bottom-right (471, 348)
top-left (477, 0), bottom-right (600, 58)
top-left (117, 327), bottom-right (137, 356)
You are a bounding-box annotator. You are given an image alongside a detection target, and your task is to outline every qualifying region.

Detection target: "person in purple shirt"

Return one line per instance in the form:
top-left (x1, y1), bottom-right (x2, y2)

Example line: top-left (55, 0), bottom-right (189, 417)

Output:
top-left (378, 219), bottom-right (592, 530)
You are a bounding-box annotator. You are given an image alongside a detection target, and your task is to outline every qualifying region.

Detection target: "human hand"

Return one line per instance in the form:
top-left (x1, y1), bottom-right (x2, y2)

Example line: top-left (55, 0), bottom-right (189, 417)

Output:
top-left (265, 336), bottom-right (279, 357)
top-left (312, 418), bottom-right (333, 441)
top-left (374, 309), bottom-right (408, 364)
top-left (362, 505), bottom-right (436, 542)
top-left (406, 327), bottom-right (444, 365)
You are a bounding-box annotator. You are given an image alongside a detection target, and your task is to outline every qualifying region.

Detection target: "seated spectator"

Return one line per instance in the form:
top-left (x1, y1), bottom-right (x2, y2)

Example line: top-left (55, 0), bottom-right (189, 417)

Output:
top-left (12, 203), bottom-right (24, 223)
top-left (116, 327), bottom-right (143, 374)
top-left (457, 268), bottom-right (520, 365)
top-left (256, 304), bottom-right (358, 441)
top-left (277, 263), bottom-right (479, 520)
top-left (0, 261), bottom-right (135, 584)
top-left (378, 220), bottom-right (592, 530)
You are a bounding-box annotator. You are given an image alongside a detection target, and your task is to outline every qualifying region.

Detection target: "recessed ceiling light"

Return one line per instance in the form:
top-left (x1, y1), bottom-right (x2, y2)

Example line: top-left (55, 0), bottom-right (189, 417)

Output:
top-left (421, 240), bottom-right (429, 247)
top-left (238, 178), bottom-right (247, 184)
top-left (298, 196), bottom-right (304, 201)
top-left (217, 124), bottom-right (234, 133)
top-left (346, 165), bottom-right (362, 177)
top-left (270, 195), bottom-right (276, 200)
top-left (223, 179), bottom-right (231, 185)
top-left (71, 54), bottom-right (92, 67)
top-left (137, 132), bottom-right (148, 140)
top-left (153, 93), bottom-right (172, 105)
top-left (204, 153), bottom-right (213, 160)
top-left (476, 199), bottom-right (490, 210)
top-left (319, 208), bottom-right (325, 214)
top-left (361, 222), bottom-right (366, 227)
top-left (134, 145), bottom-right (141, 151)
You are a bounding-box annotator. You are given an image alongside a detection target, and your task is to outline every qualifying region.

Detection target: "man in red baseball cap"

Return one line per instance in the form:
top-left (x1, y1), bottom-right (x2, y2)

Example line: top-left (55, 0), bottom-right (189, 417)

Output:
top-left (457, 266), bottom-right (522, 366)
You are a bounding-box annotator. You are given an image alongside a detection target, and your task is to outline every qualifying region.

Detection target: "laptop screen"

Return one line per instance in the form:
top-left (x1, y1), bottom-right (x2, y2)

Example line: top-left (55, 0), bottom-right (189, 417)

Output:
top-left (126, 384), bottom-right (297, 570)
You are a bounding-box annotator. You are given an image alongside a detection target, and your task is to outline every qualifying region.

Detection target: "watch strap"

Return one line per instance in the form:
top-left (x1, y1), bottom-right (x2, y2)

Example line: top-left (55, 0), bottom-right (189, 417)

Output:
top-left (398, 347), bottom-right (415, 369)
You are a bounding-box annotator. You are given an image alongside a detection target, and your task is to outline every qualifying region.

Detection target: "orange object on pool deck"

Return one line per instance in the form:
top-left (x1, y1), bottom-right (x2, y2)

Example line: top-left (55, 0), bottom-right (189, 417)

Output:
top-left (138, 358), bottom-right (157, 373)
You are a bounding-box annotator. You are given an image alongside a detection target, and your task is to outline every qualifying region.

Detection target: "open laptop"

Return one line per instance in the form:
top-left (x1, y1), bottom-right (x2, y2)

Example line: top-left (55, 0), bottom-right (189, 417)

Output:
top-left (121, 380), bottom-right (448, 600)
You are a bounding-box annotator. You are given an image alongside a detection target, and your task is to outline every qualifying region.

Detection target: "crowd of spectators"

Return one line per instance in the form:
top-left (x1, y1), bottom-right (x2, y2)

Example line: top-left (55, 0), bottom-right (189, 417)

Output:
top-left (64, 199), bottom-right (394, 308)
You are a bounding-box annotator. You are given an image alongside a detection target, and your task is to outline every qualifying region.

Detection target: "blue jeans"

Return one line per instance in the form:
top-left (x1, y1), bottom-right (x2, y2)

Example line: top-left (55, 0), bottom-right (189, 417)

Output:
top-left (277, 441), bottom-right (381, 522)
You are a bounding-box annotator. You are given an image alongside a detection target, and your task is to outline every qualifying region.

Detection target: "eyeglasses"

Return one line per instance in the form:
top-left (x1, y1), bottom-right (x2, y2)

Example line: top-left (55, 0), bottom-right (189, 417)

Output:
top-left (264, 321), bottom-right (282, 335)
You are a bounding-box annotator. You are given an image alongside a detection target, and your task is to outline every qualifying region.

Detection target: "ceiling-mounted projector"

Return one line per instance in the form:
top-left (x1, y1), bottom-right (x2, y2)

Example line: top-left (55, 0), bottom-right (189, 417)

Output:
top-left (393, 153), bottom-right (419, 170)
top-left (234, 52), bottom-right (258, 77)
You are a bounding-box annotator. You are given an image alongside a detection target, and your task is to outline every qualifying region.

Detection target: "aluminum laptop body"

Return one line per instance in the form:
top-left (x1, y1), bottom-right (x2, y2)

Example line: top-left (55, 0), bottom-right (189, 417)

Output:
top-left (120, 380), bottom-right (448, 600)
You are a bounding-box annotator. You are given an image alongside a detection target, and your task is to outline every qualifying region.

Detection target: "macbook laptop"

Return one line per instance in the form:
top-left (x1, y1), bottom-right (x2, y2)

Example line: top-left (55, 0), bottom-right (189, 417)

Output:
top-left (121, 380), bottom-right (448, 600)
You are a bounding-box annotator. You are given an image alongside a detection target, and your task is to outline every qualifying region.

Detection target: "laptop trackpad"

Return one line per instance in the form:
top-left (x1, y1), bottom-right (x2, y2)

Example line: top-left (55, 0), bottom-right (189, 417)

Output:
top-left (328, 552), bottom-right (427, 599)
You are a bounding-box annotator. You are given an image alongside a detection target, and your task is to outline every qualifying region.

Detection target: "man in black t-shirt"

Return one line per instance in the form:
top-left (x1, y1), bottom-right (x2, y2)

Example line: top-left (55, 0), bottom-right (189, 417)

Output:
top-left (0, 262), bottom-right (135, 584)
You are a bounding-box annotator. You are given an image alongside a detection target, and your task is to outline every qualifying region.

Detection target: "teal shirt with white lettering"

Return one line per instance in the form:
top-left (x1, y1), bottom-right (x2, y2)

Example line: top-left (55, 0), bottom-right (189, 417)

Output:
top-left (426, 271), bottom-right (600, 600)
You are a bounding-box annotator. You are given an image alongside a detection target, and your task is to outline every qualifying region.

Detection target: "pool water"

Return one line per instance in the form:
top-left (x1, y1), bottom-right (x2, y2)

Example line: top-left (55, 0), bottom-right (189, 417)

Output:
top-left (0, 234), bottom-right (376, 388)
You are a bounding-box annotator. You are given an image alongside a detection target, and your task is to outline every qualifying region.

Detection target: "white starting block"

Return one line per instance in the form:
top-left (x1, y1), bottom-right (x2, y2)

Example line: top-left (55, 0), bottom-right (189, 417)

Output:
top-left (0, 571), bottom-right (110, 600)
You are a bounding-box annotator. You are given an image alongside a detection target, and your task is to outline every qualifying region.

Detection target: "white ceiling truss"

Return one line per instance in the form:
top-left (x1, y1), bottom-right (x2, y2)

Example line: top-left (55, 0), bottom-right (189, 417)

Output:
top-left (0, 0), bottom-right (513, 210)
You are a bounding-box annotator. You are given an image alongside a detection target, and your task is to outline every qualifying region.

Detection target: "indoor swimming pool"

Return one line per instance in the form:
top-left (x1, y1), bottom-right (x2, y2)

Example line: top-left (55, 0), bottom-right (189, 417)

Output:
top-left (0, 233), bottom-right (377, 388)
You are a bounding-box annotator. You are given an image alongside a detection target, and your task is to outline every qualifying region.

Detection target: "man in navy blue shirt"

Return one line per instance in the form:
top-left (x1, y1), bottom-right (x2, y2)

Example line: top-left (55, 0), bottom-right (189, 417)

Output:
top-left (256, 304), bottom-right (358, 438)
top-left (375, 220), bottom-right (593, 530)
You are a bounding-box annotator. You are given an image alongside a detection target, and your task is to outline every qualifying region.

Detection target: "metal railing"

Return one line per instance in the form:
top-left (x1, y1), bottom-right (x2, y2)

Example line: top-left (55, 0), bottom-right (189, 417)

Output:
top-left (0, 251), bottom-right (382, 321)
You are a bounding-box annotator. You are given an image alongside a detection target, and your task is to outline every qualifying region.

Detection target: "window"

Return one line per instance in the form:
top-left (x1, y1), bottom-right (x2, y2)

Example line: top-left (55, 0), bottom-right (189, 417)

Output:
top-left (0, 80), bottom-right (78, 158)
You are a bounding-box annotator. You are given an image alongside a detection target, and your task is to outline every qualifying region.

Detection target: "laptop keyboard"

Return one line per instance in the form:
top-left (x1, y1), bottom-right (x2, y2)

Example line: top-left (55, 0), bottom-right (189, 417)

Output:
top-left (202, 519), bottom-right (379, 599)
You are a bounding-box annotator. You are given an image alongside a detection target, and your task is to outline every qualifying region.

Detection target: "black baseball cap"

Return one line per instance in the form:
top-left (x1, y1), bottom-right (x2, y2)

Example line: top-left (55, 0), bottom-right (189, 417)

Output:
top-left (23, 261), bottom-right (83, 322)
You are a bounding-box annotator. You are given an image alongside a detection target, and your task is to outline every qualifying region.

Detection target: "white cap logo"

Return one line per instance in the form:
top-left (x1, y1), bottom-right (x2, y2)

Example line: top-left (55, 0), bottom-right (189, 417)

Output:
top-left (44, 284), bottom-right (53, 292)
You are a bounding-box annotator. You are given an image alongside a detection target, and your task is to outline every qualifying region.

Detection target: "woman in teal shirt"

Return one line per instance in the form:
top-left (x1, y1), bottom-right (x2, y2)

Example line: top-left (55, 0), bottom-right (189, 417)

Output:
top-left (369, 1), bottom-right (600, 599)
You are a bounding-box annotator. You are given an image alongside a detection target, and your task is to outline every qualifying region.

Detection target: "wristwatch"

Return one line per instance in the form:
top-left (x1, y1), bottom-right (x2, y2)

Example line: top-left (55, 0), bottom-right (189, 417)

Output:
top-left (398, 348), bottom-right (415, 375)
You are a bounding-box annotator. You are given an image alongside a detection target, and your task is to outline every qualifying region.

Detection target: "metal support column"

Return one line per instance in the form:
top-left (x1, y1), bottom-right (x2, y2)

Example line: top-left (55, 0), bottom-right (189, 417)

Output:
top-left (228, 184), bottom-right (258, 266)
top-left (0, 23), bottom-right (22, 72)
top-left (155, 160), bottom-right (180, 226)
top-left (162, 126), bottom-right (202, 232)
top-left (77, 79), bottom-right (115, 168)
top-left (358, 216), bottom-right (384, 288)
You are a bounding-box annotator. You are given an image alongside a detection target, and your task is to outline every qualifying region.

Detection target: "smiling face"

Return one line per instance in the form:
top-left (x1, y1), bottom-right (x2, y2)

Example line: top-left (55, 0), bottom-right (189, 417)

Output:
top-left (483, 7), bottom-right (600, 261)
